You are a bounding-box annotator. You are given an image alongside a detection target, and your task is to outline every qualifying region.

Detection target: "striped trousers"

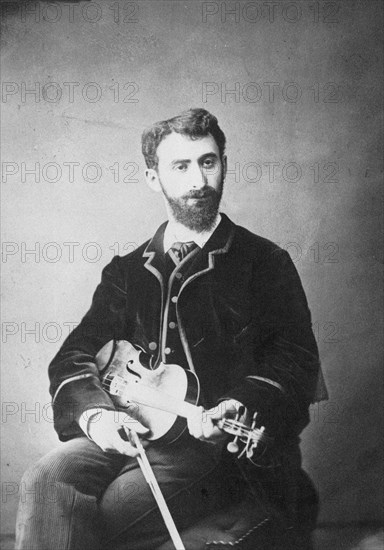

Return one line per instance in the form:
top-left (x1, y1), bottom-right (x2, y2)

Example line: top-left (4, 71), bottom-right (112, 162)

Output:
top-left (15, 434), bottom-right (224, 550)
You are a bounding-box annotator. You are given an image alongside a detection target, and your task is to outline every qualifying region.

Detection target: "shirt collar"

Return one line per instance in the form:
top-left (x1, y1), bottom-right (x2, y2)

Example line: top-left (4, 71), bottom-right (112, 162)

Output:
top-left (163, 214), bottom-right (222, 253)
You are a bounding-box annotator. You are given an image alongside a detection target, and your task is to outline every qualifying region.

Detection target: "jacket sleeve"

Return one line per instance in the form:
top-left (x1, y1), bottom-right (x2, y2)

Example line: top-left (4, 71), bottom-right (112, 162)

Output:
top-left (220, 248), bottom-right (320, 440)
top-left (48, 256), bottom-right (127, 440)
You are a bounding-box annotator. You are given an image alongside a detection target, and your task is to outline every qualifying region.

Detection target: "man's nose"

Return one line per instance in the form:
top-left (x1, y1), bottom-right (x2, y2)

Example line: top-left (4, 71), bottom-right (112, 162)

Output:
top-left (190, 163), bottom-right (207, 189)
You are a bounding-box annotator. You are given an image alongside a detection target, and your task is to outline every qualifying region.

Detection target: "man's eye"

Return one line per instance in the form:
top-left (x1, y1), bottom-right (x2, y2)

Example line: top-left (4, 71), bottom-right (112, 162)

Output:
top-left (175, 164), bottom-right (187, 172)
top-left (203, 159), bottom-right (215, 169)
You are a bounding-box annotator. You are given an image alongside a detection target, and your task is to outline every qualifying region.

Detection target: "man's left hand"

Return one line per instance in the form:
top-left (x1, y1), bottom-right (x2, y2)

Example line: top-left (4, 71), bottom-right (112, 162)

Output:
top-left (187, 399), bottom-right (246, 444)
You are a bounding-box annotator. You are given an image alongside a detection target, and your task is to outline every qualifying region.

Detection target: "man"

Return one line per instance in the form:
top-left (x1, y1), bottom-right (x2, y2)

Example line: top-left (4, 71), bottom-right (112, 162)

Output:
top-left (16, 108), bottom-right (325, 550)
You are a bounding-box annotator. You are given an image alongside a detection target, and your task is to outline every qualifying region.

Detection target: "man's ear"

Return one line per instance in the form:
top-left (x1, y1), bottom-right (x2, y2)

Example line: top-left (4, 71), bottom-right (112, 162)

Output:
top-left (145, 168), bottom-right (162, 192)
top-left (222, 155), bottom-right (227, 179)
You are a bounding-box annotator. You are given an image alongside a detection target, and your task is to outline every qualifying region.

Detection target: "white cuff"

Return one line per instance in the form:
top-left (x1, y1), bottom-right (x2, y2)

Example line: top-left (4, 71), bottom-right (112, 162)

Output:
top-left (78, 408), bottom-right (103, 439)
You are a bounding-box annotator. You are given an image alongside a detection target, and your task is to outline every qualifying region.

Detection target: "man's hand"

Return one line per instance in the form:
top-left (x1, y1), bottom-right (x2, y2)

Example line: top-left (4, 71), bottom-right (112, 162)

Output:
top-left (187, 399), bottom-right (247, 444)
top-left (85, 410), bottom-right (149, 457)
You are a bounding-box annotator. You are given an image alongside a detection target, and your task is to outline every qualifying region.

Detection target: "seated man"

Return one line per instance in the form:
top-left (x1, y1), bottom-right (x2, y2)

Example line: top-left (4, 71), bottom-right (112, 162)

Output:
top-left (15, 108), bottom-right (325, 550)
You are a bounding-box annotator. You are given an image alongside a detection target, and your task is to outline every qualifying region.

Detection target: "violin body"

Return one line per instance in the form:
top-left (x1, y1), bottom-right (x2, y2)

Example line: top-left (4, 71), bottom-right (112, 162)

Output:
top-left (95, 340), bottom-right (199, 444)
top-left (96, 339), bottom-right (267, 460)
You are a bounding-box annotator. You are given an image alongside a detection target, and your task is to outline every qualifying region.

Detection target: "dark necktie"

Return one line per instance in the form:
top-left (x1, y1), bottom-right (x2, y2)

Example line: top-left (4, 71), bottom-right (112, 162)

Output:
top-left (169, 241), bottom-right (198, 264)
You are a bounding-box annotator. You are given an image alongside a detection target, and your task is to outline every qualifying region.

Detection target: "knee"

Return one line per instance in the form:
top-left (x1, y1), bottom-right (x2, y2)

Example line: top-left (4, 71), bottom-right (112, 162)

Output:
top-left (19, 440), bottom-right (113, 502)
top-left (20, 448), bottom-right (79, 494)
top-left (20, 464), bottom-right (49, 496)
top-left (18, 455), bottom-right (65, 507)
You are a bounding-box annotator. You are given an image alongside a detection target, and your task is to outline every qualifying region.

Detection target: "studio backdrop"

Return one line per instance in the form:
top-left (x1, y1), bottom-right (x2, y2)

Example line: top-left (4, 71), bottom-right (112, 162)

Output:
top-left (1, 0), bottom-right (383, 536)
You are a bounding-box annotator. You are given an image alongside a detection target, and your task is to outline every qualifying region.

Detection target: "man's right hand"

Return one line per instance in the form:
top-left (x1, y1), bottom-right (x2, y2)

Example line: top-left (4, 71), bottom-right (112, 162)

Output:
top-left (84, 409), bottom-right (149, 457)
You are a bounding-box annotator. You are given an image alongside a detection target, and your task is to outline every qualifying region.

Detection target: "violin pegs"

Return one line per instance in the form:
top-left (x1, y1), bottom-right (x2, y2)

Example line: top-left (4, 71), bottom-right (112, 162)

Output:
top-left (227, 440), bottom-right (239, 453)
top-left (226, 407), bottom-right (243, 454)
top-left (251, 412), bottom-right (257, 429)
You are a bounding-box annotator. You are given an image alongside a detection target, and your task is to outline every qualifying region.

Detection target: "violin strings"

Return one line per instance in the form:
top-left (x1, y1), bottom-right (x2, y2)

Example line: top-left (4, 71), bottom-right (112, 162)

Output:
top-left (220, 419), bottom-right (263, 436)
top-left (103, 374), bottom-right (265, 443)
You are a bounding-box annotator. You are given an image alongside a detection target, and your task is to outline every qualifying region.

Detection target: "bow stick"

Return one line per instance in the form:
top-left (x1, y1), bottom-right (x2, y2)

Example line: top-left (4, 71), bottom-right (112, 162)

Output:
top-left (124, 427), bottom-right (186, 550)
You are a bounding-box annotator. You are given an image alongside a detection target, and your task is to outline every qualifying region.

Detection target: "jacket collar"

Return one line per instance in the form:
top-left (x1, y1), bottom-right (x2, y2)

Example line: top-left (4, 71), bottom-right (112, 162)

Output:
top-left (142, 213), bottom-right (235, 284)
top-left (163, 214), bottom-right (221, 252)
top-left (142, 221), bottom-right (167, 285)
top-left (198, 212), bottom-right (235, 256)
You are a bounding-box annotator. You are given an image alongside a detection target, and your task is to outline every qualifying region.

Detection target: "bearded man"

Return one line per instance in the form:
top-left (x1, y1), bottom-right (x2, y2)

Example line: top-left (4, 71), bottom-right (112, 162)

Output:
top-left (15, 108), bottom-right (326, 550)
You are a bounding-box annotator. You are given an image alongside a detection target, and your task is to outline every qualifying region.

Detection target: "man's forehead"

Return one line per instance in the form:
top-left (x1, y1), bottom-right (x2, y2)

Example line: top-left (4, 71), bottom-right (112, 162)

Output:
top-left (156, 132), bottom-right (219, 163)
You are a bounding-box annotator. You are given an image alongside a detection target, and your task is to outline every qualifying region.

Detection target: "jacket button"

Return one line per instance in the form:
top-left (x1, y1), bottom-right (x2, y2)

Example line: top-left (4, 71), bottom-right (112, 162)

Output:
top-left (148, 342), bottom-right (157, 351)
top-left (175, 272), bottom-right (182, 280)
top-left (169, 322), bottom-right (177, 329)
top-left (164, 347), bottom-right (172, 355)
top-left (171, 296), bottom-right (178, 303)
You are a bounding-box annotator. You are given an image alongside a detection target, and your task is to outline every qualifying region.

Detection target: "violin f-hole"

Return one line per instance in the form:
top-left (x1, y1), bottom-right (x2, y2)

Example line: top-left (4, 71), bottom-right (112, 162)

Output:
top-left (125, 362), bottom-right (142, 379)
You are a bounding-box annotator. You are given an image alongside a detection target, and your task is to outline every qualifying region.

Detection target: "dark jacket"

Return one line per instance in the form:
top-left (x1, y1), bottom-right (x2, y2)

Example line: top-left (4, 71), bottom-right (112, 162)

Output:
top-left (49, 214), bottom-right (321, 451)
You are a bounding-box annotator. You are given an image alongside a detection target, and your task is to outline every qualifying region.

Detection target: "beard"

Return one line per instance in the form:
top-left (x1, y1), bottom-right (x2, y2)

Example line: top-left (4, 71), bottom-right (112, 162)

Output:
top-left (160, 178), bottom-right (224, 232)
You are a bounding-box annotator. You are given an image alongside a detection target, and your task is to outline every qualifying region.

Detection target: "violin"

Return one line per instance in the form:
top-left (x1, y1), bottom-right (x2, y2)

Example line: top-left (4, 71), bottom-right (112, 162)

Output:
top-left (95, 339), bottom-right (267, 462)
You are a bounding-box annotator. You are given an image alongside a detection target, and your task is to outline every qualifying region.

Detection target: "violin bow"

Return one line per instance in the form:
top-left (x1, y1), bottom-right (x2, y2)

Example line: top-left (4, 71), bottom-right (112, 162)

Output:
top-left (125, 428), bottom-right (186, 550)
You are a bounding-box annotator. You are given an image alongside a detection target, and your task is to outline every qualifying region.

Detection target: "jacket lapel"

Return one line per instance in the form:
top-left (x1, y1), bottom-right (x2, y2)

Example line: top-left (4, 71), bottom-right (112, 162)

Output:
top-left (180, 213), bottom-right (236, 291)
top-left (142, 221), bottom-right (167, 288)
top-left (142, 214), bottom-right (236, 288)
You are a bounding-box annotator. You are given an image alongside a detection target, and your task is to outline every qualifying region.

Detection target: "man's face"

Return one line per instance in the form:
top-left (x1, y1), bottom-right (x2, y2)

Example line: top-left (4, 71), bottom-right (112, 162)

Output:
top-left (146, 132), bottom-right (226, 232)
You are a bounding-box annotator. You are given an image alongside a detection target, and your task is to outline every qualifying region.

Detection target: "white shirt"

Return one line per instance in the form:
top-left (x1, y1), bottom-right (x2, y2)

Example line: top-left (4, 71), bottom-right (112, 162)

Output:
top-left (163, 214), bottom-right (221, 253)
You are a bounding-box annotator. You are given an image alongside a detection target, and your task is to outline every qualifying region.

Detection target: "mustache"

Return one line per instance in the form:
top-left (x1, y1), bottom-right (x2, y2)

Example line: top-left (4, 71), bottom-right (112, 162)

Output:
top-left (182, 188), bottom-right (218, 200)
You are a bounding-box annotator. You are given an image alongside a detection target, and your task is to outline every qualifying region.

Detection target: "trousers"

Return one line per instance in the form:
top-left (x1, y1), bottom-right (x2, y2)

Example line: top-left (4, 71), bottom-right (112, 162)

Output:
top-left (15, 434), bottom-right (226, 550)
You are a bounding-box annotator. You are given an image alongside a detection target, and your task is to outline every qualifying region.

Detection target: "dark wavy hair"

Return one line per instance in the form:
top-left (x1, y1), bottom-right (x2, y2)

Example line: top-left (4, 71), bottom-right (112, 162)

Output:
top-left (141, 108), bottom-right (226, 170)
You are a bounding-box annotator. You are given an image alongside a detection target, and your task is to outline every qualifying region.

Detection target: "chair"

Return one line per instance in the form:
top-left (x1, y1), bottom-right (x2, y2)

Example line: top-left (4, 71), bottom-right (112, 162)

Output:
top-left (157, 459), bottom-right (318, 550)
